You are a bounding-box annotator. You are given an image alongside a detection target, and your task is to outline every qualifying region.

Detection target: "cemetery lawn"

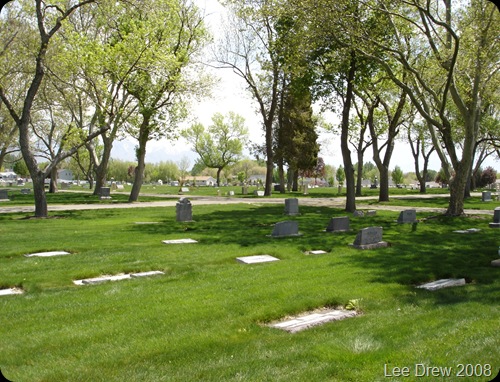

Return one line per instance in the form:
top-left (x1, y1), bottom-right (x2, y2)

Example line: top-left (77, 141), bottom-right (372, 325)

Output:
top-left (0, 204), bottom-right (498, 381)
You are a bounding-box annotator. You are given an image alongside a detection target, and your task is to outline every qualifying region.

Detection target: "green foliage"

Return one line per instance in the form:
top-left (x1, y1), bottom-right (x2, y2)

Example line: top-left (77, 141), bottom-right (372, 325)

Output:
top-left (392, 166), bottom-right (404, 186)
top-left (336, 165), bottom-right (345, 186)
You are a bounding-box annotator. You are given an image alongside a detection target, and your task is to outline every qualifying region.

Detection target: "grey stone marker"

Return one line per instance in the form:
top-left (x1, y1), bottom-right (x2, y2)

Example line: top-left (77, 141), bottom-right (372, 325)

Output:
top-left (366, 210), bottom-right (377, 216)
top-left (416, 278), bottom-right (466, 291)
top-left (0, 189), bottom-right (9, 200)
top-left (236, 255), bottom-right (280, 264)
top-left (397, 209), bottom-right (417, 224)
top-left (351, 226), bottom-right (388, 249)
top-left (24, 251), bottom-right (70, 258)
top-left (176, 197), bottom-right (193, 222)
top-left (269, 309), bottom-right (356, 333)
top-left (353, 210), bottom-right (364, 217)
top-left (21, 188), bottom-right (31, 194)
top-left (284, 198), bottom-right (299, 216)
top-left (326, 216), bottom-right (350, 232)
top-left (131, 271), bottom-right (165, 278)
top-left (489, 207), bottom-right (500, 228)
top-left (491, 259), bottom-right (500, 267)
top-left (100, 187), bottom-right (111, 200)
top-left (482, 191), bottom-right (492, 202)
top-left (271, 221), bottom-right (301, 237)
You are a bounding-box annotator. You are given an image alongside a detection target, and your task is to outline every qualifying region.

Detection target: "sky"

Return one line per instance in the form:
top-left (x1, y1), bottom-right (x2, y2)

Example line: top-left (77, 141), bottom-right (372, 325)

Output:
top-left (110, 0), bottom-right (499, 175)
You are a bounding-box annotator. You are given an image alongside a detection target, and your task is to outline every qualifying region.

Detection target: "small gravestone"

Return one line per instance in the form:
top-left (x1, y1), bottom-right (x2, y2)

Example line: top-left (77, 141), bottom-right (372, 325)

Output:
top-left (254, 190), bottom-right (265, 197)
top-left (21, 188), bottom-right (31, 194)
top-left (305, 250), bottom-right (328, 255)
top-left (130, 271), bottom-right (165, 278)
top-left (111, 181), bottom-right (117, 191)
top-left (269, 309), bottom-right (356, 333)
top-left (236, 255), bottom-right (280, 264)
top-left (176, 198), bottom-right (193, 222)
top-left (228, 190), bottom-right (235, 196)
top-left (351, 226), bottom-right (388, 249)
top-left (0, 288), bottom-right (23, 296)
top-left (326, 216), bottom-right (350, 232)
top-left (270, 221), bottom-right (301, 237)
top-left (366, 210), bottom-right (377, 216)
top-left (181, 187), bottom-right (189, 193)
top-left (162, 238), bottom-right (198, 244)
top-left (482, 191), bottom-right (492, 202)
top-left (284, 198), bottom-right (299, 216)
top-left (416, 278), bottom-right (466, 291)
top-left (397, 209), bottom-right (417, 224)
top-left (100, 187), bottom-right (111, 200)
top-left (353, 210), bottom-right (364, 217)
top-left (0, 189), bottom-right (9, 200)
top-left (453, 228), bottom-right (481, 234)
top-left (302, 184), bottom-right (309, 195)
top-left (117, 184), bottom-right (124, 190)
top-left (242, 186), bottom-right (248, 195)
top-left (24, 251), bottom-right (70, 258)
top-left (489, 207), bottom-right (500, 228)
top-left (491, 259), bottom-right (500, 267)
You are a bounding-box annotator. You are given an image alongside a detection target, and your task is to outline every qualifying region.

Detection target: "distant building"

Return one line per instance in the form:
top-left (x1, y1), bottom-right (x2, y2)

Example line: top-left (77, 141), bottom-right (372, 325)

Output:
top-left (58, 169), bottom-right (74, 183)
top-left (184, 176), bottom-right (216, 186)
top-left (0, 171), bottom-right (17, 181)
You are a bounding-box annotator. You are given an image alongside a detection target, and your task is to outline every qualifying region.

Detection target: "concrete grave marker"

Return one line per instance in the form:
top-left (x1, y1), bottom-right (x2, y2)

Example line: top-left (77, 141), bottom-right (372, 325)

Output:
top-left (74, 271), bottom-right (164, 285)
top-left (99, 187), bottom-right (111, 200)
top-left (269, 308), bottom-right (356, 333)
top-left (491, 259), bottom-right (500, 267)
top-left (181, 187), bottom-right (190, 192)
top-left (270, 221), bottom-right (301, 237)
top-left (176, 198), bottom-right (193, 222)
top-left (0, 288), bottom-right (23, 296)
top-left (482, 191), bottom-right (492, 202)
top-left (397, 209), bottom-right (417, 224)
top-left (326, 216), bottom-right (350, 232)
top-left (21, 188), bottom-right (31, 194)
top-left (254, 190), bottom-right (265, 196)
top-left (366, 210), bottom-right (377, 216)
top-left (162, 238), bottom-right (198, 244)
top-left (236, 255), bottom-right (280, 264)
top-left (416, 278), bottom-right (466, 291)
top-left (351, 226), bottom-right (388, 249)
top-left (489, 207), bottom-right (500, 228)
top-left (284, 198), bottom-right (299, 216)
top-left (453, 228), bottom-right (481, 234)
top-left (305, 250), bottom-right (328, 255)
top-left (130, 271), bottom-right (165, 278)
top-left (353, 210), bottom-right (364, 217)
top-left (24, 251), bottom-right (70, 258)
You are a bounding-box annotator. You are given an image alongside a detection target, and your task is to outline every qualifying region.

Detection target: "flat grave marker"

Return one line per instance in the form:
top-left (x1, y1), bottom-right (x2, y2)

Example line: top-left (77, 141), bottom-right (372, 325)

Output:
top-left (453, 228), bottom-right (481, 234)
top-left (305, 250), bottom-right (328, 255)
top-left (74, 271), bottom-right (165, 285)
top-left (236, 255), bottom-right (280, 264)
top-left (416, 278), bottom-right (466, 291)
top-left (269, 308), bottom-right (357, 333)
top-left (24, 251), bottom-right (71, 258)
top-left (0, 288), bottom-right (24, 296)
top-left (162, 238), bottom-right (198, 244)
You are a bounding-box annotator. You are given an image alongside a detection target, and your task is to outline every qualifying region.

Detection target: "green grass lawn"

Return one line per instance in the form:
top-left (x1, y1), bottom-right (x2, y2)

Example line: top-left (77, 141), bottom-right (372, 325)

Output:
top-left (0, 203), bottom-right (498, 381)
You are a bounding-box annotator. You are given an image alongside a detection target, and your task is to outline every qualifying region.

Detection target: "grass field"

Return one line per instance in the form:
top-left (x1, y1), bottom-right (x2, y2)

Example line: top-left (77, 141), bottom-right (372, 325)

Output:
top-left (0, 202), bottom-right (499, 381)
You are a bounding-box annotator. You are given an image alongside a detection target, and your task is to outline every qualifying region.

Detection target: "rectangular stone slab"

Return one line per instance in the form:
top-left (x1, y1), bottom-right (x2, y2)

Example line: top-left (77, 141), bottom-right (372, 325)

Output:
top-left (269, 309), bottom-right (356, 333)
top-left (236, 255), bottom-right (280, 264)
top-left (162, 238), bottom-right (198, 244)
top-left (0, 288), bottom-right (23, 296)
top-left (307, 250), bottom-right (328, 255)
top-left (80, 274), bottom-right (131, 285)
top-left (131, 271), bottom-right (165, 278)
top-left (24, 251), bottom-right (70, 257)
top-left (416, 278), bottom-right (466, 291)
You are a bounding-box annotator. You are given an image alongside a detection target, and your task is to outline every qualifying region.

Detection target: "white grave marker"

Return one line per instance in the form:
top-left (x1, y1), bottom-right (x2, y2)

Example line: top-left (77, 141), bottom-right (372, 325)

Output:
top-left (269, 309), bottom-right (356, 333)
top-left (162, 238), bottom-right (198, 244)
top-left (416, 278), bottom-right (466, 291)
top-left (236, 255), bottom-right (280, 264)
top-left (24, 251), bottom-right (70, 258)
top-left (0, 288), bottom-right (23, 296)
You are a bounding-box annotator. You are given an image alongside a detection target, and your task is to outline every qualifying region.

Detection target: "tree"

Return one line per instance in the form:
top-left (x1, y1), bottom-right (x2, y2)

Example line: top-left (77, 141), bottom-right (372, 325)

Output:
top-left (391, 165), bottom-right (404, 186)
top-left (123, 0), bottom-right (211, 202)
top-left (336, 165), bottom-right (345, 188)
top-left (0, 0), bottom-right (98, 217)
top-left (479, 166), bottom-right (497, 188)
top-left (407, 119), bottom-right (435, 193)
top-left (352, 0), bottom-right (500, 215)
top-left (183, 112), bottom-right (248, 186)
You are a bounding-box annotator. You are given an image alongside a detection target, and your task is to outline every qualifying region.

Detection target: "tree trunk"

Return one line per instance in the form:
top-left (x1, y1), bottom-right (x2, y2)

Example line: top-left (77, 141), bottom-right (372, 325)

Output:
top-left (378, 166), bottom-right (389, 201)
top-left (278, 160), bottom-right (285, 193)
top-left (93, 137), bottom-right (112, 195)
top-left (128, 121), bottom-right (150, 203)
top-left (292, 170), bottom-right (299, 192)
top-left (341, 52), bottom-right (357, 212)
top-left (216, 167), bottom-right (222, 187)
top-left (356, 157), bottom-right (363, 197)
top-left (49, 167), bottom-right (58, 193)
top-left (264, 121), bottom-right (274, 196)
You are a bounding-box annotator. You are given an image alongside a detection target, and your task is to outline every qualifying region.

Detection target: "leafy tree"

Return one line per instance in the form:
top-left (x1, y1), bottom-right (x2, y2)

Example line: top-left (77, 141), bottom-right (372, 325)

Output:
top-left (479, 166), bottom-right (497, 188)
top-left (12, 157), bottom-right (29, 178)
top-left (391, 165), bottom-right (404, 186)
top-left (183, 112), bottom-right (248, 186)
top-left (336, 165), bottom-right (345, 187)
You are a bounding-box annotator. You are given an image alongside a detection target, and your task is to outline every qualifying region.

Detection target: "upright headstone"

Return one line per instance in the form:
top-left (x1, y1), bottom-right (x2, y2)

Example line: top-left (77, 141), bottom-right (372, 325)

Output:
top-left (302, 184), bottom-right (309, 195)
top-left (284, 198), bottom-right (299, 216)
top-left (397, 209), bottom-right (417, 224)
top-left (176, 198), bottom-right (193, 222)
top-left (489, 207), bottom-right (500, 228)
top-left (482, 191), bottom-right (492, 202)
top-left (100, 187), bottom-right (111, 200)
top-left (326, 216), bottom-right (350, 232)
top-left (111, 181), bottom-right (118, 191)
top-left (242, 186), bottom-right (248, 195)
top-left (0, 189), bottom-right (8, 200)
top-left (351, 226), bottom-right (388, 249)
top-left (271, 221), bottom-right (300, 237)
top-left (353, 210), bottom-right (364, 217)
